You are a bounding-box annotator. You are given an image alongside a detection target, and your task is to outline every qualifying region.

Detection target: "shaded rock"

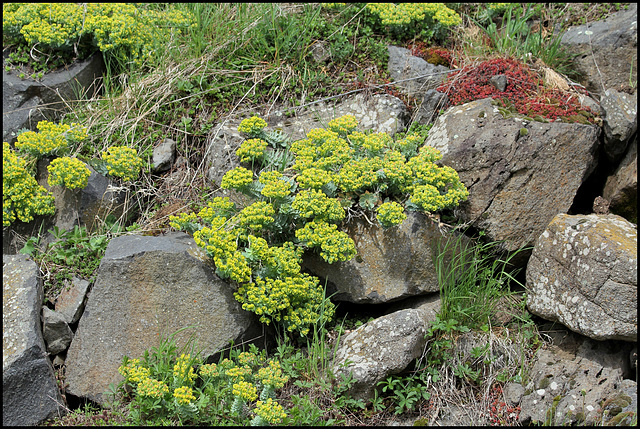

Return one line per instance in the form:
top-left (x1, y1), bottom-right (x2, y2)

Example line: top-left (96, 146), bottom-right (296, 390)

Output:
top-left (412, 89), bottom-right (448, 125)
top-left (504, 382), bottom-right (525, 407)
top-left (601, 88), bottom-right (637, 162)
top-left (3, 254), bottom-right (64, 425)
top-left (42, 307), bottom-right (73, 355)
top-left (385, 293), bottom-right (441, 322)
top-left (64, 232), bottom-right (260, 404)
top-left (519, 328), bottom-right (636, 425)
top-left (151, 138), bottom-right (177, 173)
top-left (424, 97), bottom-right (600, 262)
top-left (387, 46), bottom-right (449, 97)
top-left (55, 276), bottom-right (90, 325)
top-left (560, 4), bottom-right (637, 94)
top-left (303, 212), bottom-right (463, 304)
top-left (603, 137), bottom-right (637, 223)
top-left (526, 213), bottom-right (637, 341)
top-left (3, 53), bottom-right (105, 144)
top-left (592, 196), bottom-right (610, 215)
top-left (490, 74), bottom-right (507, 92)
top-left (331, 308), bottom-right (429, 402)
top-left (310, 40), bottom-right (330, 63)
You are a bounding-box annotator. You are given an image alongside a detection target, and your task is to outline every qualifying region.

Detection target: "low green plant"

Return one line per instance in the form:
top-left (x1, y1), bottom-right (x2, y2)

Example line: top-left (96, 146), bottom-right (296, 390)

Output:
top-left (112, 328), bottom-right (291, 425)
top-left (100, 146), bottom-right (145, 182)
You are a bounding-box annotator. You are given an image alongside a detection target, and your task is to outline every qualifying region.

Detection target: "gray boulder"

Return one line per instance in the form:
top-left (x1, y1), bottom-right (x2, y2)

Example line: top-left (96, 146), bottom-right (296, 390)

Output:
top-left (560, 4), bottom-right (637, 94)
top-left (303, 212), bottom-right (463, 304)
top-left (55, 276), bottom-right (90, 325)
top-left (387, 45), bottom-right (449, 97)
top-left (64, 232), bottom-right (260, 404)
top-left (151, 138), bottom-right (177, 173)
top-left (3, 254), bottom-right (64, 426)
top-left (424, 97), bottom-right (600, 261)
top-left (42, 307), bottom-right (73, 355)
top-left (519, 328), bottom-right (636, 425)
top-left (331, 308), bottom-right (432, 402)
top-left (3, 53), bottom-right (105, 144)
top-left (603, 137), bottom-right (637, 223)
top-left (526, 213), bottom-right (637, 342)
top-left (600, 88), bottom-right (637, 162)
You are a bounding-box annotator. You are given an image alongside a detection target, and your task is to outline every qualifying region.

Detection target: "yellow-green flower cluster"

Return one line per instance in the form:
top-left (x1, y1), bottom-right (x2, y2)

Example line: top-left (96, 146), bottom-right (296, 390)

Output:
top-left (393, 133), bottom-right (424, 156)
top-left (295, 167), bottom-right (335, 190)
top-left (291, 189), bottom-right (345, 222)
top-left (248, 236), bottom-right (303, 278)
top-left (366, 3), bottom-right (461, 27)
top-left (47, 156), bottom-right (91, 190)
top-left (361, 132), bottom-right (391, 156)
top-left (14, 120), bottom-right (86, 158)
top-left (253, 398), bottom-right (287, 425)
top-left (235, 272), bottom-right (333, 335)
top-left (236, 138), bottom-right (268, 163)
top-left (237, 351), bottom-right (264, 369)
top-left (173, 354), bottom-right (197, 385)
top-left (295, 220), bottom-right (357, 264)
top-left (137, 377), bottom-right (169, 399)
top-left (328, 114), bottom-right (358, 136)
top-left (101, 146), bottom-right (144, 182)
top-left (199, 363), bottom-right (220, 379)
top-left (237, 116), bottom-right (268, 136)
top-left (235, 201), bottom-right (275, 236)
top-left (232, 380), bottom-right (258, 402)
top-left (168, 211), bottom-right (200, 231)
top-left (376, 201), bottom-right (407, 228)
top-left (221, 166), bottom-right (254, 191)
top-left (337, 158), bottom-right (382, 193)
top-left (382, 150), bottom-right (413, 193)
top-left (119, 358), bottom-right (151, 385)
top-left (193, 225), bottom-right (251, 283)
top-left (226, 366), bottom-right (252, 382)
top-left (197, 197), bottom-right (235, 223)
top-left (257, 360), bottom-right (289, 390)
top-left (258, 170), bottom-right (292, 199)
top-left (3, 142), bottom-right (56, 226)
top-left (173, 386), bottom-right (196, 405)
top-left (3, 4), bottom-right (194, 70)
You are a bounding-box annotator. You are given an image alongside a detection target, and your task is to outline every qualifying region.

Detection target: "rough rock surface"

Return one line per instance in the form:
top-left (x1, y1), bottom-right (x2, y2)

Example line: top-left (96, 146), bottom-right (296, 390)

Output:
top-left (331, 308), bottom-right (429, 402)
top-left (54, 276), bottom-right (90, 325)
top-left (424, 97), bottom-right (600, 259)
top-left (64, 232), bottom-right (258, 404)
top-left (42, 307), bottom-right (73, 355)
top-left (3, 53), bottom-right (105, 144)
top-left (603, 137), bottom-right (637, 222)
top-left (303, 212), bottom-right (461, 304)
top-left (387, 45), bottom-right (449, 97)
top-left (526, 214), bottom-right (637, 341)
top-left (600, 88), bottom-right (637, 162)
top-left (519, 328), bottom-right (636, 425)
top-left (152, 138), bottom-right (177, 173)
top-left (3, 254), bottom-right (64, 426)
top-left (560, 4), bottom-right (637, 94)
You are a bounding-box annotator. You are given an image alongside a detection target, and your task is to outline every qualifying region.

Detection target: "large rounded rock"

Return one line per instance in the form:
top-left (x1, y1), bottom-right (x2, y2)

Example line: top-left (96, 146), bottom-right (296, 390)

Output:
top-left (526, 214), bottom-right (637, 341)
top-left (64, 232), bottom-right (260, 404)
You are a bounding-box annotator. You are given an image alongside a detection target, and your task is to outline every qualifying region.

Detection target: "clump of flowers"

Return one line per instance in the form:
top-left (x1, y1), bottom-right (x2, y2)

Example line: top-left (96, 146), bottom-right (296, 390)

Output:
top-left (437, 57), bottom-right (596, 124)
top-left (3, 142), bottom-right (56, 227)
top-left (361, 3), bottom-right (461, 42)
top-left (251, 397), bottom-right (288, 426)
top-left (14, 120), bottom-right (87, 158)
top-left (237, 116), bottom-right (268, 137)
top-left (376, 201), bottom-right (407, 228)
top-left (47, 156), bottom-right (91, 190)
top-left (3, 3), bottom-right (194, 72)
top-left (236, 138), bottom-right (268, 163)
top-left (172, 114), bottom-right (468, 337)
top-left (115, 340), bottom-right (294, 425)
top-left (101, 146), bottom-right (144, 182)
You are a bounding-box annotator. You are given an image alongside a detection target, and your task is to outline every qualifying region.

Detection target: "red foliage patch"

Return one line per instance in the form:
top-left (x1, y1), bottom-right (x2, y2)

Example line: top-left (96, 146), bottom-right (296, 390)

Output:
top-left (437, 57), bottom-right (596, 123)
top-left (485, 384), bottom-right (521, 425)
top-left (409, 41), bottom-right (457, 68)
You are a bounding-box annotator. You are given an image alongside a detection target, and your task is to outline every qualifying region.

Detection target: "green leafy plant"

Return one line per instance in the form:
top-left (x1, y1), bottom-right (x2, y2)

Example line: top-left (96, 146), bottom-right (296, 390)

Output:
top-left (101, 146), bottom-right (145, 182)
top-left (47, 156), bottom-right (92, 190)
